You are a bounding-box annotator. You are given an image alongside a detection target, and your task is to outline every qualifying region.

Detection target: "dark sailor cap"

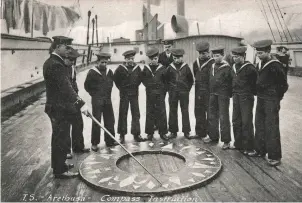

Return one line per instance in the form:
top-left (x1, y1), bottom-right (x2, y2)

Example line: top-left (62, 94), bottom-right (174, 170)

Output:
top-left (252, 39), bottom-right (273, 51)
top-left (163, 39), bottom-right (174, 45)
top-left (96, 51), bottom-right (111, 59)
top-left (122, 50), bottom-right (136, 58)
top-left (211, 46), bottom-right (225, 55)
top-left (146, 47), bottom-right (159, 58)
top-left (170, 48), bottom-right (185, 56)
top-left (196, 41), bottom-right (210, 52)
top-left (52, 36), bottom-right (73, 45)
top-left (231, 46), bottom-right (247, 56)
top-left (277, 45), bottom-right (289, 51)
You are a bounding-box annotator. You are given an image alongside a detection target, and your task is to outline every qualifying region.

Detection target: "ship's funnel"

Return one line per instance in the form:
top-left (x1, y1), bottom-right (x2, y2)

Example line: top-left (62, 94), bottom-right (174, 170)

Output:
top-left (171, 15), bottom-right (188, 38)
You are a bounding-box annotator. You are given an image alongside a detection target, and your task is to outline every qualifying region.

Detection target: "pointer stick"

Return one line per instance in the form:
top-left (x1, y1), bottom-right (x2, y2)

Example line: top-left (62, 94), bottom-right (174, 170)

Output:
top-left (87, 112), bottom-right (163, 186)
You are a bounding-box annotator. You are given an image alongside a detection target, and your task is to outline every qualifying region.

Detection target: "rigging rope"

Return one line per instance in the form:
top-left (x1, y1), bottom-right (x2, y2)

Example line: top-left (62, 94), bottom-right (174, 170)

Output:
top-left (265, 0), bottom-right (283, 41)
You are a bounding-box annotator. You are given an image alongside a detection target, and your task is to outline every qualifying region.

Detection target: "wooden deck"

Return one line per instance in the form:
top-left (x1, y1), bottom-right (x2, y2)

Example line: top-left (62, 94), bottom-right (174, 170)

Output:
top-left (2, 66), bottom-right (302, 202)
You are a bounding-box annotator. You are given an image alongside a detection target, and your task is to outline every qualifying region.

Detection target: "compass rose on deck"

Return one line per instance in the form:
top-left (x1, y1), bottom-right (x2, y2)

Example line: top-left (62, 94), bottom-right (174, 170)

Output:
top-left (79, 139), bottom-right (222, 196)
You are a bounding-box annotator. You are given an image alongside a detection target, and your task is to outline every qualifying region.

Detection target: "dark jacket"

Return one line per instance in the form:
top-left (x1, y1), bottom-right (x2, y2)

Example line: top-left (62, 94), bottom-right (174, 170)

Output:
top-left (69, 66), bottom-right (79, 93)
top-left (232, 61), bottom-right (258, 96)
top-left (193, 57), bottom-right (214, 91)
top-left (84, 66), bottom-right (114, 101)
top-left (275, 54), bottom-right (290, 73)
top-left (142, 63), bottom-right (167, 95)
top-left (256, 57), bottom-right (288, 99)
top-left (113, 63), bottom-right (142, 95)
top-left (209, 61), bottom-right (233, 97)
top-left (165, 62), bottom-right (194, 92)
top-left (43, 54), bottom-right (84, 114)
top-left (158, 51), bottom-right (174, 68)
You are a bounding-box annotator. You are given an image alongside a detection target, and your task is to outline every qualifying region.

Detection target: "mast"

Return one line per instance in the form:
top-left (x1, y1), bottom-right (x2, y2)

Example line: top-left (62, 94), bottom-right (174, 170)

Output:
top-left (31, 0), bottom-right (34, 38)
top-left (92, 18), bottom-right (95, 45)
top-left (95, 15), bottom-right (98, 46)
top-left (87, 10), bottom-right (91, 45)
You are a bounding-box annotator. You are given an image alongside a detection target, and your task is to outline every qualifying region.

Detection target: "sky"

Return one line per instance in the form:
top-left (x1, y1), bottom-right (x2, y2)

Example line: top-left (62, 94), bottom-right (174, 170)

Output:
top-left (11, 0), bottom-right (302, 43)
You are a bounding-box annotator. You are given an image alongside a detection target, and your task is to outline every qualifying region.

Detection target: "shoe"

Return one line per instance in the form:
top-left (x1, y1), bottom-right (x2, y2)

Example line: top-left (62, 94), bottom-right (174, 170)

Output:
top-left (267, 159), bottom-right (281, 166)
top-left (91, 145), bottom-right (99, 152)
top-left (134, 135), bottom-right (147, 142)
top-left (222, 142), bottom-right (231, 150)
top-left (247, 150), bottom-right (266, 157)
top-left (65, 163), bottom-right (74, 170)
top-left (184, 133), bottom-right (198, 139)
top-left (202, 136), bottom-right (218, 143)
top-left (160, 134), bottom-right (170, 141)
top-left (66, 153), bottom-right (73, 159)
top-left (106, 141), bottom-right (118, 147)
top-left (119, 135), bottom-right (125, 144)
top-left (73, 147), bottom-right (90, 153)
top-left (147, 134), bottom-right (154, 141)
top-left (168, 132), bottom-right (177, 139)
top-left (54, 171), bottom-right (79, 179)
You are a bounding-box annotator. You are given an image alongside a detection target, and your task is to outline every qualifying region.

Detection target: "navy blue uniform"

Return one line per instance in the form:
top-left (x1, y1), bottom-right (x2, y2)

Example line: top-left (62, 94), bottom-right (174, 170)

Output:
top-left (43, 54), bottom-right (85, 174)
top-left (275, 54), bottom-right (290, 80)
top-left (158, 52), bottom-right (174, 68)
top-left (142, 64), bottom-right (168, 136)
top-left (208, 61), bottom-right (233, 143)
top-left (114, 63), bottom-right (142, 137)
top-left (65, 66), bottom-right (85, 153)
top-left (232, 62), bottom-right (257, 151)
top-left (165, 62), bottom-right (194, 134)
top-left (255, 58), bottom-right (288, 160)
top-left (84, 66), bottom-right (115, 146)
top-left (193, 57), bottom-right (214, 138)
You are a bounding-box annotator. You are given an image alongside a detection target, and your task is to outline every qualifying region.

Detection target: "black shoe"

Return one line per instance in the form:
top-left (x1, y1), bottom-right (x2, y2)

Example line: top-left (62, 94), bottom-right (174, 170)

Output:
top-left (106, 141), bottom-right (118, 147)
top-left (247, 150), bottom-right (266, 157)
top-left (54, 171), bottom-right (79, 179)
top-left (66, 153), bottom-right (73, 159)
top-left (134, 135), bottom-right (147, 142)
top-left (73, 147), bottom-right (90, 153)
top-left (160, 134), bottom-right (170, 141)
top-left (119, 135), bottom-right (125, 144)
top-left (147, 134), bottom-right (154, 141)
top-left (168, 132), bottom-right (177, 139)
top-left (65, 163), bottom-right (74, 170)
top-left (184, 133), bottom-right (198, 139)
top-left (91, 145), bottom-right (99, 152)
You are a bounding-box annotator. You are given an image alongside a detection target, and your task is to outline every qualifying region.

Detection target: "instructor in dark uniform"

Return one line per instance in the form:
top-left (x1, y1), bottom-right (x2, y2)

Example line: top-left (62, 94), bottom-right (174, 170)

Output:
top-left (275, 46), bottom-right (290, 80)
top-left (231, 46), bottom-right (258, 155)
top-left (142, 47), bottom-right (169, 141)
top-left (114, 50), bottom-right (145, 143)
top-left (43, 36), bottom-right (90, 178)
top-left (193, 41), bottom-right (214, 139)
top-left (158, 40), bottom-right (174, 68)
top-left (84, 52), bottom-right (117, 152)
top-left (249, 40), bottom-right (288, 166)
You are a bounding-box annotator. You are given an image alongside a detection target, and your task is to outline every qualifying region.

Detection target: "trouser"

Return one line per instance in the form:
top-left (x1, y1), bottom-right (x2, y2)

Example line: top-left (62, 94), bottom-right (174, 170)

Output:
top-left (117, 93), bottom-right (141, 137)
top-left (255, 97), bottom-right (282, 160)
top-left (65, 111), bottom-right (84, 153)
top-left (47, 111), bottom-right (72, 174)
top-left (145, 92), bottom-right (168, 135)
top-left (232, 94), bottom-right (255, 150)
top-left (208, 94), bottom-right (231, 143)
top-left (168, 90), bottom-right (191, 133)
top-left (195, 90), bottom-right (209, 138)
top-left (91, 99), bottom-right (115, 146)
